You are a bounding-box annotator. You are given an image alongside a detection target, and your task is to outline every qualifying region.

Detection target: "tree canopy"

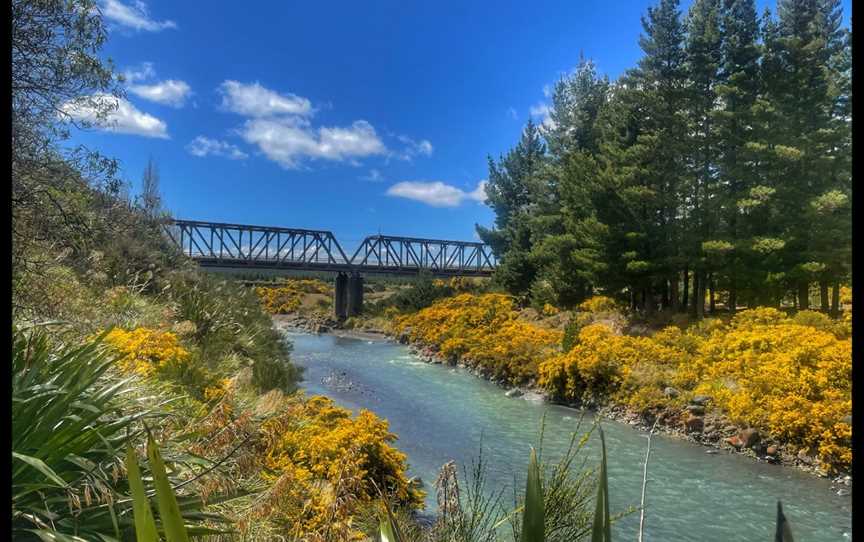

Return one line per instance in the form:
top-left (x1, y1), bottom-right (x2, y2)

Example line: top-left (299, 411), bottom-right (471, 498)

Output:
top-left (478, 0), bottom-right (851, 317)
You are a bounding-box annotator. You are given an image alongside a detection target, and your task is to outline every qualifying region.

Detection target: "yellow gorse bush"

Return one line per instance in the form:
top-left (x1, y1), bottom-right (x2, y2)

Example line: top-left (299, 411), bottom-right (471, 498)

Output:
top-left (542, 303), bottom-right (559, 316)
top-left (102, 327), bottom-right (189, 377)
top-left (255, 279), bottom-right (334, 314)
top-left (839, 285), bottom-right (852, 305)
top-left (538, 307), bottom-right (851, 473)
top-left (392, 293), bottom-right (562, 385)
top-left (259, 395), bottom-right (423, 537)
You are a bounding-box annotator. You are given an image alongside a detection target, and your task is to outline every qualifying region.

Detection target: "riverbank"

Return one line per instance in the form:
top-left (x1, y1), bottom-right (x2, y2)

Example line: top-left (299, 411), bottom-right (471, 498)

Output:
top-left (271, 309), bottom-right (852, 492)
top-left (404, 339), bottom-right (851, 488)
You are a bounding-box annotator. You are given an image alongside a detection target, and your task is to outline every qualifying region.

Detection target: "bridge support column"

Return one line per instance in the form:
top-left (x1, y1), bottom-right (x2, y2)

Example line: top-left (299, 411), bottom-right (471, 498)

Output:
top-left (334, 272), bottom-right (348, 320)
top-left (348, 272), bottom-right (364, 316)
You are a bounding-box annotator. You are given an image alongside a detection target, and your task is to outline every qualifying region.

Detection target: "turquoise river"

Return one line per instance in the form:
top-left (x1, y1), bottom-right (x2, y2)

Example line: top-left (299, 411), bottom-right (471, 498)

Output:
top-left (286, 330), bottom-right (852, 541)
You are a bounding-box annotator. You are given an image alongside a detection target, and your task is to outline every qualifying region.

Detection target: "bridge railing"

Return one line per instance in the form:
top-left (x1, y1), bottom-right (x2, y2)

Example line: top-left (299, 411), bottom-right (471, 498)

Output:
top-left (164, 219), bottom-right (496, 274)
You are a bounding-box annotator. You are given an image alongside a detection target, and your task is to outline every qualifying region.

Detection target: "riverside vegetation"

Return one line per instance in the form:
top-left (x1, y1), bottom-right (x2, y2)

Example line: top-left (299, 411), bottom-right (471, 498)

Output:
top-left (11, 0), bottom-right (847, 540)
top-left (388, 293), bottom-right (852, 475)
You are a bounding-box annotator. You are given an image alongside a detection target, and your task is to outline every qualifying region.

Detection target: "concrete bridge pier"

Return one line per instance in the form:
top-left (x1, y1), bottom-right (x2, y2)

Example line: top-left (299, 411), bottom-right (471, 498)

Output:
top-left (334, 272), bottom-right (348, 320)
top-left (348, 272), bottom-right (364, 316)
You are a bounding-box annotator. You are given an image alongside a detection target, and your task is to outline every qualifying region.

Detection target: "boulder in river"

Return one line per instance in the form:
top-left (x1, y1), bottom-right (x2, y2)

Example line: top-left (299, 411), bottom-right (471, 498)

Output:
top-left (505, 388), bottom-right (523, 398)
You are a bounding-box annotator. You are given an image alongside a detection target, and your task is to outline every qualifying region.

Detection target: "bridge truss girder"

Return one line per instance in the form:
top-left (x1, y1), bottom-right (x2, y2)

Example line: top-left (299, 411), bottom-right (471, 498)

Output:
top-left (165, 220), bottom-right (350, 268)
top-left (349, 235), bottom-right (496, 275)
top-left (164, 220), bottom-right (495, 277)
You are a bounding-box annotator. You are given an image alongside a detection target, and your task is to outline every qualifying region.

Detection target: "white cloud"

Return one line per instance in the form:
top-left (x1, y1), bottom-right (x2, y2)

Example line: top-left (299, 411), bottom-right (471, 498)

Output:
top-left (386, 180), bottom-right (487, 208)
top-left (360, 169), bottom-right (384, 182)
top-left (240, 117), bottom-right (386, 168)
top-left (101, 0), bottom-right (176, 32)
top-left (60, 94), bottom-right (168, 138)
top-left (219, 80), bottom-right (312, 117)
top-left (467, 179), bottom-right (488, 203)
top-left (508, 107), bottom-right (518, 120)
top-left (186, 136), bottom-right (248, 159)
top-left (392, 135), bottom-right (434, 160)
top-left (216, 80), bottom-right (436, 169)
top-left (122, 62), bottom-right (155, 83)
top-left (129, 79), bottom-right (191, 107)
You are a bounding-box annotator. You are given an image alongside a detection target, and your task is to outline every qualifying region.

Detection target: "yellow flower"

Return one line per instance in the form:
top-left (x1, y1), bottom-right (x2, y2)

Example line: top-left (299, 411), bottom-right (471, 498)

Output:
top-left (102, 327), bottom-right (189, 377)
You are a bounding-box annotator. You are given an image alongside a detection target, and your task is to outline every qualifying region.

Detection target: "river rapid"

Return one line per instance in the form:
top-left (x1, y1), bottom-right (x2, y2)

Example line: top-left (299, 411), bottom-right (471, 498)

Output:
top-left (285, 330), bottom-right (852, 541)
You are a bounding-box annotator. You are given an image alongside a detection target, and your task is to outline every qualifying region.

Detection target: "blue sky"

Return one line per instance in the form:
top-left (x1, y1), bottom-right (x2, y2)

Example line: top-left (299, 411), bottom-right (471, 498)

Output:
top-left (67, 0), bottom-right (852, 253)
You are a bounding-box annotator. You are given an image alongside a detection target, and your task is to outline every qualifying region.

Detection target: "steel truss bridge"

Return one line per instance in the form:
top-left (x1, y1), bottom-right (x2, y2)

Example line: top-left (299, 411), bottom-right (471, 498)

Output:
top-left (164, 219), bottom-right (497, 277)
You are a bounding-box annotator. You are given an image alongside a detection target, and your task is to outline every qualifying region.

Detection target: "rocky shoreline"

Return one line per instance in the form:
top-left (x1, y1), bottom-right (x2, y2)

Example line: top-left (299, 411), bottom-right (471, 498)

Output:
top-left (272, 311), bottom-right (851, 492)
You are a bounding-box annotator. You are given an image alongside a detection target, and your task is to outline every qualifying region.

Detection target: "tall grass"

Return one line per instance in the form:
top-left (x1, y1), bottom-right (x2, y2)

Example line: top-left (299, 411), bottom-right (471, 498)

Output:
top-left (11, 325), bottom-right (232, 541)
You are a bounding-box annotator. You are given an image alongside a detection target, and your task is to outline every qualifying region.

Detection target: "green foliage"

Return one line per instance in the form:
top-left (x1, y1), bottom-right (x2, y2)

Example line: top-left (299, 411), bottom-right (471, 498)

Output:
top-left (146, 431), bottom-right (191, 542)
top-left (11, 326), bottom-right (228, 541)
top-left (376, 273), bottom-right (455, 313)
top-left (475, 0), bottom-right (850, 318)
top-left (590, 427), bottom-right (611, 542)
top-left (125, 444), bottom-right (160, 542)
top-left (12, 325), bottom-right (145, 540)
top-left (520, 448), bottom-right (545, 542)
top-left (562, 317), bottom-right (582, 352)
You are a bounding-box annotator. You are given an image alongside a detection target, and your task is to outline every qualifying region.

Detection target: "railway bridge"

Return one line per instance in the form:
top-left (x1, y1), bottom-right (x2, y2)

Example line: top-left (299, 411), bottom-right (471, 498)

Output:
top-left (164, 219), bottom-right (497, 319)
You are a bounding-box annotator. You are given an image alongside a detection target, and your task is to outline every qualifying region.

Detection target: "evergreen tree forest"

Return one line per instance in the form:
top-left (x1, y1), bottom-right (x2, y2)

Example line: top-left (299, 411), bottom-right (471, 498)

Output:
top-left (478, 0), bottom-right (851, 318)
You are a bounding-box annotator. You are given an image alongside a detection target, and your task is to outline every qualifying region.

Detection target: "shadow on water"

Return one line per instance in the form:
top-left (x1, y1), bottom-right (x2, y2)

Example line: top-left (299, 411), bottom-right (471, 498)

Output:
top-left (287, 331), bottom-right (852, 542)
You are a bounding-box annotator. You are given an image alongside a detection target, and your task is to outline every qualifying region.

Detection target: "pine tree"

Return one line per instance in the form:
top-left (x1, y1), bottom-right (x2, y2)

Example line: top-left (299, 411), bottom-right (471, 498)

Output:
top-left (713, 0), bottom-right (761, 312)
top-left (603, 0), bottom-right (689, 313)
top-left (684, 0), bottom-right (724, 318)
top-left (545, 59), bottom-right (610, 158)
top-left (758, 0), bottom-right (848, 309)
top-left (477, 120), bottom-right (547, 296)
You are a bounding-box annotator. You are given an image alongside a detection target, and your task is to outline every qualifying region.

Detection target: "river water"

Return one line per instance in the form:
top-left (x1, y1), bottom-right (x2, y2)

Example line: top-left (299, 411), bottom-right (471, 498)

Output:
top-left (286, 331), bottom-right (852, 541)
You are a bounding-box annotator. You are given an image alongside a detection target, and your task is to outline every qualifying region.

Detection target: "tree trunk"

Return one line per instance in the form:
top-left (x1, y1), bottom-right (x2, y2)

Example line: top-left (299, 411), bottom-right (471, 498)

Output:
top-left (643, 286), bottom-right (652, 314)
top-left (690, 272), bottom-right (699, 317)
top-left (831, 281), bottom-right (840, 318)
top-left (798, 282), bottom-right (810, 311)
top-left (682, 268), bottom-right (690, 311)
top-left (695, 271), bottom-right (706, 320)
top-left (670, 275), bottom-right (680, 311)
top-left (728, 281), bottom-right (737, 314)
top-left (661, 280), bottom-right (669, 310)
top-left (630, 287), bottom-right (636, 310)
top-left (820, 280), bottom-right (829, 312)
top-left (708, 273), bottom-right (716, 313)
